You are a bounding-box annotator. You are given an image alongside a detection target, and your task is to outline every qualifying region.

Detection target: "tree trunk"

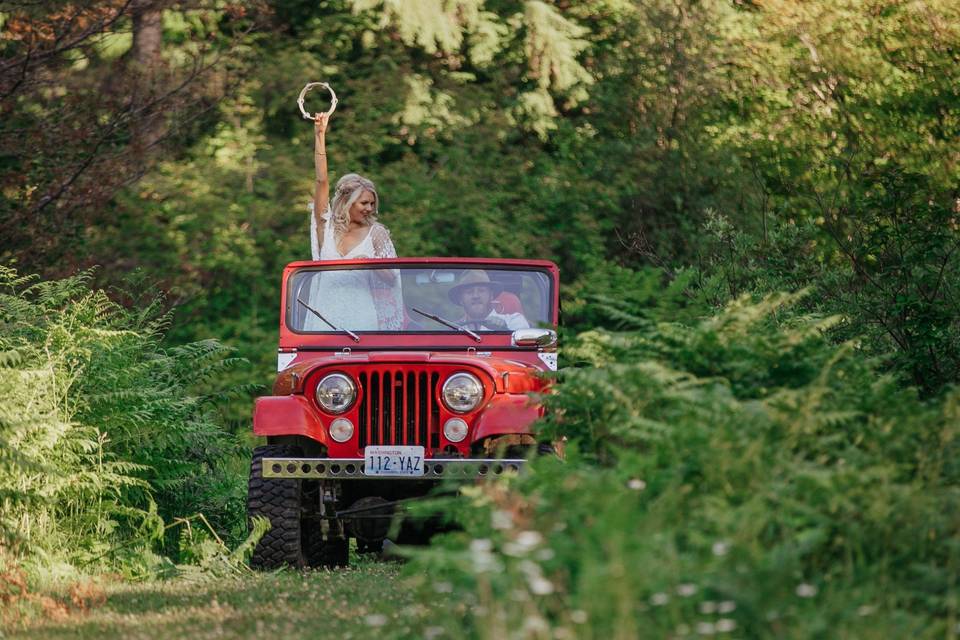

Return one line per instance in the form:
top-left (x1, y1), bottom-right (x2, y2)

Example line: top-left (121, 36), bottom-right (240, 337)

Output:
top-left (130, 0), bottom-right (166, 152)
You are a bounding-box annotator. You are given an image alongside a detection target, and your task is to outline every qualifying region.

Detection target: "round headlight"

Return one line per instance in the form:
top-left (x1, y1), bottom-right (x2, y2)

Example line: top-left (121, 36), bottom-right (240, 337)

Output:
top-left (442, 373), bottom-right (483, 413)
top-left (443, 418), bottom-right (469, 443)
top-left (329, 418), bottom-right (355, 443)
top-left (315, 373), bottom-right (356, 414)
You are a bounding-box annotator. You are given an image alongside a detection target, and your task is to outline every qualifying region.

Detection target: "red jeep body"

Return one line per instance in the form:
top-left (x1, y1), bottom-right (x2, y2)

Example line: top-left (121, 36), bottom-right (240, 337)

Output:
top-left (247, 258), bottom-right (559, 568)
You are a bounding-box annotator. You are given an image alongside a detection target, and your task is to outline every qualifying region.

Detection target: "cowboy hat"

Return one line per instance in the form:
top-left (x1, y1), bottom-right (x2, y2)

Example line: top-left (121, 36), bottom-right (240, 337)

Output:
top-left (448, 270), bottom-right (504, 304)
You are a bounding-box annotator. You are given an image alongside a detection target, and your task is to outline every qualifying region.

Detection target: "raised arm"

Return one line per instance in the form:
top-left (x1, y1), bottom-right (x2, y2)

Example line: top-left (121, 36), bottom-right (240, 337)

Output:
top-left (312, 113), bottom-right (330, 252)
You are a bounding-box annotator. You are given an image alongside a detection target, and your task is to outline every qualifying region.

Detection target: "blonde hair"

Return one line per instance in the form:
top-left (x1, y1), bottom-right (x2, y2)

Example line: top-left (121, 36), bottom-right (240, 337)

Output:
top-left (330, 173), bottom-right (379, 240)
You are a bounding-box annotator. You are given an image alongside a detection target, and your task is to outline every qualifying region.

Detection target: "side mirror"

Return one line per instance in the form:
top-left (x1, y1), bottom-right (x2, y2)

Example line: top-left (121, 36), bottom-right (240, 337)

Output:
top-left (511, 328), bottom-right (557, 348)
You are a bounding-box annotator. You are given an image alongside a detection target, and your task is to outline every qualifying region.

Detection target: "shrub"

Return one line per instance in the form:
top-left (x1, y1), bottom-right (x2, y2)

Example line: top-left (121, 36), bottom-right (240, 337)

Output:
top-left (0, 267), bottom-right (246, 570)
top-left (410, 289), bottom-right (960, 638)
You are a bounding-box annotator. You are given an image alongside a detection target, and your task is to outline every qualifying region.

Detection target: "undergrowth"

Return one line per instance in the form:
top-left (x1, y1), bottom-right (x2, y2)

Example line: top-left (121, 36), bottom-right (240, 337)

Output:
top-left (5, 262), bottom-right (958, 638)
top-left (409, 286), bottom-right (960, 639)
top-left (0, 267), bottom-right (251, 580)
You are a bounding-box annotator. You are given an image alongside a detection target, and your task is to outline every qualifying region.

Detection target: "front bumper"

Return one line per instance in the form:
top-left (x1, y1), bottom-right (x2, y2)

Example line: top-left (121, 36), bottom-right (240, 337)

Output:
top-left (262, 457), bottom-right (526, 480)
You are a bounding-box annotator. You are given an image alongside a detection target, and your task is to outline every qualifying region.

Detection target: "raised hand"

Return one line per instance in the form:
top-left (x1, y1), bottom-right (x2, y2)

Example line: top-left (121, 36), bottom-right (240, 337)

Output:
top-left (314, 112), bottom-right (329, 137)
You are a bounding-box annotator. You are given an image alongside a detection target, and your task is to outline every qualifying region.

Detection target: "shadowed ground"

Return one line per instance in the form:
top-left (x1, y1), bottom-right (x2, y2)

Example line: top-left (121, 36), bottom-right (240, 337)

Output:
top-left (6, 563), bottom-right (447, 640)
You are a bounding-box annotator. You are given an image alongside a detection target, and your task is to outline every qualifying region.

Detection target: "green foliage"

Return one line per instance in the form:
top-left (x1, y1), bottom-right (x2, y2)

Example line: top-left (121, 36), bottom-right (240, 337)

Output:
top-left (3, 1), bottom-right (960, 626)
top-left (348, 0), bottom-right (593, 135)
top-left (173, 514), bottom-right (270, 581)
top-left (351, 0), bottom-right (503, 59)
top-left (562, 263), bottom-right (711, 334)
top-left (5, 0), bottom-right (960, 403)
top-left (695, 169), bottom-right (960, 395)
top-left (408, 290), bottom-right (960, 638)
top-left (0, 267), bottom-right (246, 569)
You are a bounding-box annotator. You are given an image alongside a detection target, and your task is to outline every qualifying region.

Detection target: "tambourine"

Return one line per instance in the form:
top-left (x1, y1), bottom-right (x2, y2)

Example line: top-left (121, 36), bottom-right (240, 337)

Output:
top-left (297, 82), bottom-right (338, 121)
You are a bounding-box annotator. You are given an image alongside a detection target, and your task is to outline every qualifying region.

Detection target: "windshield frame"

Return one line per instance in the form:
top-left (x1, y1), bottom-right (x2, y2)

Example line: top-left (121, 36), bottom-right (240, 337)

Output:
top-left (282, 259), bottom-right (559, 338)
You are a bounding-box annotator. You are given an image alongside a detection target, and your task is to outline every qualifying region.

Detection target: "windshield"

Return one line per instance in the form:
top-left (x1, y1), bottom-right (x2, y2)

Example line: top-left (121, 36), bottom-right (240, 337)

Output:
top-left (287, 265), bottom-right (554, 333)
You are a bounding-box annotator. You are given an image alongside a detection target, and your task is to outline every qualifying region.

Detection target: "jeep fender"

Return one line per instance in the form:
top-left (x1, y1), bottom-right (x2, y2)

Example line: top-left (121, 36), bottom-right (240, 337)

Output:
top-left (472, 393), bottom-right (542, 442)
top-left (253, 395), bottom-right (328, 446)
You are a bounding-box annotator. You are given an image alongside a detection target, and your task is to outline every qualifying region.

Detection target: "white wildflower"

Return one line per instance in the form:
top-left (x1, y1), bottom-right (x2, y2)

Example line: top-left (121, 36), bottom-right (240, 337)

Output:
top-left (711, 541), bottom-right (729, 556)
top-left (364, 614), bottom-right (387, 627)
top-left (676, 583), bottom-right (697, 597)
top-left (717, 600), bottom-right (736, 613)
top-left (523, 615), bottom-right (549, 634)
top-left (696, 621), bottom-right (716, 635)
top-left (650, 592), bottom-right (670, 606)
top-left (535, 548), bottom-right (555, 561)
top-left (518, 559), bottom-right (553, 595)
top-left (491, 509), bottom-right (513, 530)
top-left (469, 538), bottom-right (500, 573)
top-left (470, 538), bottom-right (493, 553)
top-left (506, 530), bottom-right (544, 556)
top-left (856, 605), bottom-right (875, 616)
top-left (516, 530), bottom-right (543, 549)
top-left (716, 619), bottom-right (736, 633)
top-left (795, 583), bottom-right (817, 598)
top-left (628, 478), bottom-right (646, 490)
top-left (570, 610), bottom-right (588, 624)
top-left (528, 575), bottom-right (554, 595)
top-left (473, 556), bottom-right (499, 573)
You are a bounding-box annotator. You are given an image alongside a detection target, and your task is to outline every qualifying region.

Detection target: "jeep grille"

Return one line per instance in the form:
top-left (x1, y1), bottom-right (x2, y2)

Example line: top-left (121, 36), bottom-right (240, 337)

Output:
top-left (357, 370), bottom-right (441, 448)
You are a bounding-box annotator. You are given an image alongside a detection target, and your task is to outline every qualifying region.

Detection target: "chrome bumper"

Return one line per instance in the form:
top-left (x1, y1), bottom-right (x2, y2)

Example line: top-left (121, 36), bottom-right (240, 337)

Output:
top-left (262, 457), bottom-right (526, 480)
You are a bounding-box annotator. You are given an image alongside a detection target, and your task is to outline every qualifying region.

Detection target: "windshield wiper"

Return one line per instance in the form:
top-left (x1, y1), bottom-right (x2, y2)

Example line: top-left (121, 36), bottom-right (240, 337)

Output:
top-left (412, 307), bottom-right (481, 343)
top-left (297, 298), bottom-right (360, 343)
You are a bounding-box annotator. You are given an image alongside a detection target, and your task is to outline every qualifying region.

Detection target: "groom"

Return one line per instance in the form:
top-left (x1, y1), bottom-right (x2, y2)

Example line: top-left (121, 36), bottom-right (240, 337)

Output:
top-left (449, 270), bottom-right (530, 331)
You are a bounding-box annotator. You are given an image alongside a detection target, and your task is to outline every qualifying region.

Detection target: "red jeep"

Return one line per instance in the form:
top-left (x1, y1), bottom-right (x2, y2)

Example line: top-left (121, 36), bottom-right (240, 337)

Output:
top-left (247, 257), bottom-right (559, 569)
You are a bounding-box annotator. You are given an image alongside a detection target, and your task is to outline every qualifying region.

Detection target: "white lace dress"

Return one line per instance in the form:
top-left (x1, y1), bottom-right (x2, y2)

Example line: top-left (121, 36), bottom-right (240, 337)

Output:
top-left (306, 209), bottom-right (404, 331)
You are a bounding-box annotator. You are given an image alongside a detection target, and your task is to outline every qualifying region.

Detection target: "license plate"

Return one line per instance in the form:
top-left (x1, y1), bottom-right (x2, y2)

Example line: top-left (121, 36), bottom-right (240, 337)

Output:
top-left (363, 446), bottom-right (425, 477)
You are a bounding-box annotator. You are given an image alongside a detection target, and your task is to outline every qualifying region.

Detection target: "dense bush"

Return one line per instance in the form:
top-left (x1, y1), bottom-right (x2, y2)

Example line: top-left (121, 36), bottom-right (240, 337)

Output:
top-left (0, 268), bottom-right (247, 572)
top-left (696, 169), bottom-right (960, 396)
top-left (409, 287), bottom-right (960, 638)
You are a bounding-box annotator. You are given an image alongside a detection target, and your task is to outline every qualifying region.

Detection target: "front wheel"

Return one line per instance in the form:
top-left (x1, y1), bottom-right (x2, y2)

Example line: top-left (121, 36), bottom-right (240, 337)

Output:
top-left (247, 445), bottom-right (307, 570)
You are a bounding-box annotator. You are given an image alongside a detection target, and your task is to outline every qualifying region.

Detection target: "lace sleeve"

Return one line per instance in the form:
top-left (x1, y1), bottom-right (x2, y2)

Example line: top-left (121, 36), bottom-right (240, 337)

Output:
top-left (309, 202), bottom-right (331, 260)
top-left (368, 224), bottom-right (403, 330)
top-left (370, 224), bottom-right (397, 259)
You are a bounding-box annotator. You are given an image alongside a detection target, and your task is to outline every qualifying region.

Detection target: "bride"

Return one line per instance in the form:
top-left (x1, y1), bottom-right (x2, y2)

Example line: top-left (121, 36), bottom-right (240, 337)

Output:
top-left (306, 112), bottom-right (403, 331)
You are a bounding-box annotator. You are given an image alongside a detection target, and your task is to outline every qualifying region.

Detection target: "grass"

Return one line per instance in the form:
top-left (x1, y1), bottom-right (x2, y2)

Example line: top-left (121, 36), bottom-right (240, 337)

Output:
top-left (3, 561), bottom-right (448, 640)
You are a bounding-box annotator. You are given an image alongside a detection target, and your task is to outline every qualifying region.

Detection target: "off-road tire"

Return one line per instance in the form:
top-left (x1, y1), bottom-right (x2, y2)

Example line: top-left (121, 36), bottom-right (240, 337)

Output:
top-left (502, 443), bottom-right (557, 459)
top-left (536, 442), bottom-right (557, 457)
top-left (310, 533), bottom-right (349, 568)
top-left (248, 445), bottom-right (306, 570)
top-left (304, 526), bottom-right (349, 568)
